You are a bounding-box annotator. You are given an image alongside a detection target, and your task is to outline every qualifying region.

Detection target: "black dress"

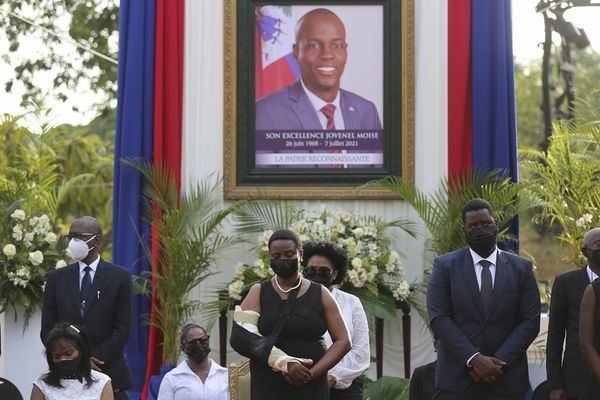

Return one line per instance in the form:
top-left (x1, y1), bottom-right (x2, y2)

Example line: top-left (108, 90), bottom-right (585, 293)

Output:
top-left (250, 280), bottom-right (329, 400)
top-left (582, 280), bottom-right (600, 400)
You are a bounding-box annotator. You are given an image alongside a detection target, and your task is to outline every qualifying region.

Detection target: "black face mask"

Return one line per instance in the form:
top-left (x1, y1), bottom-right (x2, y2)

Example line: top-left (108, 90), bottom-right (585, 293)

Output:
top-left (466, 225), bottom-right (497, 255)
top-left (186, 342), bottom-right (211, 364)
top-left (270, 258), bottom-right (299, 278)
top-left (54, 357), bottom-right (82, 377)
top-left (304, 266), bottom-right (334, 288)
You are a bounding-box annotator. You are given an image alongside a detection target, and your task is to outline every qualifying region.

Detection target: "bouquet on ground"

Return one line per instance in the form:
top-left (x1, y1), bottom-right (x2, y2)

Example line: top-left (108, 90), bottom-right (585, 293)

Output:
top-left (0, 206), bottom-right (67, 322)
top-left (228, 208), bottom-right (417, 320)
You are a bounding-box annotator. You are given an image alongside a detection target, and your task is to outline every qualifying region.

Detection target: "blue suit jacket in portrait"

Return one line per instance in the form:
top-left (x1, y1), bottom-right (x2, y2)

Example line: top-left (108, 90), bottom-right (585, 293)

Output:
top-left (426, 247), bottom-right (540, 395)
top-left (41, 259), bottom-right (134, 390)
top-left (255, 80), bottom-right (382, 130)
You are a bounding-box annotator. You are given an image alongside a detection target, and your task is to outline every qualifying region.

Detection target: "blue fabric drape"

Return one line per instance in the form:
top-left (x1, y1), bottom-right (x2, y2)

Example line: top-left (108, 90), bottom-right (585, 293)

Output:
top-left (471, 0), bottom-right (519, 249)
top-left (113, 0), bottom-right (156, 397)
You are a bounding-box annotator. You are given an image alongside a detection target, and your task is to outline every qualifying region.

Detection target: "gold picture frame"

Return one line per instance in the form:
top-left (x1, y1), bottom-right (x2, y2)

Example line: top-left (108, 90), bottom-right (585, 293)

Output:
top-left (223, 0), bottom-right (414, 199)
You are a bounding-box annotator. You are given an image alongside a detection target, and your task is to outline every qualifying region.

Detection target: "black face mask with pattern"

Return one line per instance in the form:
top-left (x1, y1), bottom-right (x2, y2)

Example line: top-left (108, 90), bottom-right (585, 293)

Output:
top-left (54, 357), bottom-right (82, 377)
top-left (270, 258), bottom-right (299, 278)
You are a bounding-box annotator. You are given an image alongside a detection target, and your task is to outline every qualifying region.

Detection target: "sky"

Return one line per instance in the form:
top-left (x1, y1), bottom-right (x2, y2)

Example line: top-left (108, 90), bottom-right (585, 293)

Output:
top-left (1, 1), bottom-right (600, 126)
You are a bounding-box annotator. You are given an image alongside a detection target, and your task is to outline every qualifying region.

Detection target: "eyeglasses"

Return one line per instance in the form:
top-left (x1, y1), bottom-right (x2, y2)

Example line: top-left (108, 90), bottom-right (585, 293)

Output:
top-left (66, 232), bottom-right (97, 241)
top-left (304, 266), bottom-right (333, 278)
top-left (184, 336), bottom-right (210, 346)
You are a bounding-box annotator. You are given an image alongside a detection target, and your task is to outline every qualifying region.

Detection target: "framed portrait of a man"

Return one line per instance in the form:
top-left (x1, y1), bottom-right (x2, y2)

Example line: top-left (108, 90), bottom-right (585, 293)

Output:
top-left (224, 0), bottom-right (414, 199)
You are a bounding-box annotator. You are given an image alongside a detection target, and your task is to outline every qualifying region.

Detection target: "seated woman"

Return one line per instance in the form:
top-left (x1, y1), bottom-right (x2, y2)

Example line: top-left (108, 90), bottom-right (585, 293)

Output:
top-left (158, 323), bottom-right (228, 400)
top-left (231, 229), bottom-right (351, 400)
top-left (302, 241), bottom-right (370, 400)
top-left (30, 323), bottom-right (113, 400)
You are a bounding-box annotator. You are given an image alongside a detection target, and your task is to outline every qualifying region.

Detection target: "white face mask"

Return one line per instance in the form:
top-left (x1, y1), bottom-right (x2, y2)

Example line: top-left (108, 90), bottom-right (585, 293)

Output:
top-left (68, 236), bottom-right (96, 261)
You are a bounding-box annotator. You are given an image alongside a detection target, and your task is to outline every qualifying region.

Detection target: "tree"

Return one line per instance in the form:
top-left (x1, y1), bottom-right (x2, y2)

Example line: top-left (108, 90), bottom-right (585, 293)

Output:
top-left (0, 108), bottom-right (115, 256)
top-left (0, 1), bottom-right (118, 112)
top-left (514, 49), bottom-right (600, 151)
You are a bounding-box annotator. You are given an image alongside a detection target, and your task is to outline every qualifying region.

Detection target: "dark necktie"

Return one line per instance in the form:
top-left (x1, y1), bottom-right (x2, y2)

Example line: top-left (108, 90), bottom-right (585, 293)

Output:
top-left (320, 104), bottom-right (336, 130)
top-left (480, 260), bottom-right (493, 314)
top-left (80, 266), bottom-right (92, 316)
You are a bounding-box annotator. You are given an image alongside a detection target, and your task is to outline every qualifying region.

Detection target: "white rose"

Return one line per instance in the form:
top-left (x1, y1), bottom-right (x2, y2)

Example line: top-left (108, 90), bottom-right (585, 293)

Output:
top-left (234, 262), bottom-right (245, 277)
top-left (45, 232), bottom-right (58, 244)
top-left (395, 281), bottom-right (411, 300)
top-left (228, 280), bottom-right (244, 300)
top-left (12, 224), bottom-right (23, 241)
top-left (351, 257), bottom-right (363, 269)
top-left (24, 232), bottom-right (35, 243)
top-left (10, 209), bottom-right (26, 220)
top-left (29, 250), bottom-right (44, 266)
top-left (55, 260), bottom-right (67, 269)
top-left (3, 244), bottom-right (16, 258)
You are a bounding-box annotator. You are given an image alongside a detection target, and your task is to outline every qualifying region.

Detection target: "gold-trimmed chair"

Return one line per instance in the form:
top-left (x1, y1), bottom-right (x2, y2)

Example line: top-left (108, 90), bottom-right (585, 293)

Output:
top-left (228, 360), bottom-right (251, 400)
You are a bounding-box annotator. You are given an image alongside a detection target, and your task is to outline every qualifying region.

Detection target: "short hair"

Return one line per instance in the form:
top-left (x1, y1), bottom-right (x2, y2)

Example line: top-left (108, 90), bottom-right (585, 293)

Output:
top-left (75, 216), bottom-right (103, 236)
top-left (268, 229), bottom-right (301, 251)
top-left (179, 323), bottom-right (206, 346)
top-left (461, 198), bottom-right (495, 223)
top-left (301, 241), bottom-right (349, 285)
top-left (42, 323), bottom-right (94, 388)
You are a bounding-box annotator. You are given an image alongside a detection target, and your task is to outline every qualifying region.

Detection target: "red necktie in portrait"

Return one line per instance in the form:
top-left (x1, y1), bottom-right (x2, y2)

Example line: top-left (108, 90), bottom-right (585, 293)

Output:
top-left (320, 104), bottom-right (342, 167)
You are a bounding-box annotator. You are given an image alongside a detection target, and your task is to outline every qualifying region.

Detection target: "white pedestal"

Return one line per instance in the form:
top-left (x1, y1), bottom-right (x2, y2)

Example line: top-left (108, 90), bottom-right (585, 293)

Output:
top-left (0, 306), bottom-right (46, 398)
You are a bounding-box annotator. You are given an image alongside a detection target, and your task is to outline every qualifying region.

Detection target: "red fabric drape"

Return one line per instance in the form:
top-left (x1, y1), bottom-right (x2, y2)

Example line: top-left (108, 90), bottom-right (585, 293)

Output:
top-left (141, 0), bottom-right (184, 398)
top-left (447, 0), bottom-right (472, 181)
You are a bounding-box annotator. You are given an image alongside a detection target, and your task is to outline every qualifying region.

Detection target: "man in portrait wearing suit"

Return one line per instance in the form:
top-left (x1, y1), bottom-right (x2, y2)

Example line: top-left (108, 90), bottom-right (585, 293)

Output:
top-left (255, 8), bottom-right (382, 131)
top-left (546, 228), bottom-right (600, 400)
top-left (41, 216), bottom-right (133, 399)
top-left (426, 198), bottom-right (540, 400)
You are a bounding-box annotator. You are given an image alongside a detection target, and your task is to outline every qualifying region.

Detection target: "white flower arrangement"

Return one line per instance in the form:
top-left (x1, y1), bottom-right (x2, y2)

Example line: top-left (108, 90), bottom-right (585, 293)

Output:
top-left (227, 209), bottom-right (414, 311)
top-left (1, 207), bottom-right (66, 321)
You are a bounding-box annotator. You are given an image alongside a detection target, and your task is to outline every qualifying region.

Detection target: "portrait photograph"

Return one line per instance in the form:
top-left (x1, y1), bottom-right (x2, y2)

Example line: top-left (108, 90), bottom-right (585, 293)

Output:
top-left (223, 0), bottom-right (413, 198)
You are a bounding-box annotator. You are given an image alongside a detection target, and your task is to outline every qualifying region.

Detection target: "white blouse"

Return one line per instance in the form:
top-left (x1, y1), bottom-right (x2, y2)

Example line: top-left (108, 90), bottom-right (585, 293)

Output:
top-left (157, 358), bottom-right (229, 400)
top-left (324, 288), bottom-right (371, 389)
top-left (33, 369), bottom-right (111, 400)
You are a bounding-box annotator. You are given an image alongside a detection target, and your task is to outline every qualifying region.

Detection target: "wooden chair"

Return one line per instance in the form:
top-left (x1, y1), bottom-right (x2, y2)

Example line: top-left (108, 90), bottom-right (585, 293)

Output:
top-left (228, 360), bottom-right (251, 400)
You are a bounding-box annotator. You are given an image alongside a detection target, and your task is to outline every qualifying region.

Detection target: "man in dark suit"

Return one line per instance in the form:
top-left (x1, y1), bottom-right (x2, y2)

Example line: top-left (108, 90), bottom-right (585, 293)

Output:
top-left (409, 338), bottom-right (439, 400)
top-left (255, 8), bottom-right (382, 131)
top-left (427, 198), bottom-right (540, 400)
top-left (546, 228), bottom-right (600, 400)
top-left (41, 216), bottom-right (133, 399)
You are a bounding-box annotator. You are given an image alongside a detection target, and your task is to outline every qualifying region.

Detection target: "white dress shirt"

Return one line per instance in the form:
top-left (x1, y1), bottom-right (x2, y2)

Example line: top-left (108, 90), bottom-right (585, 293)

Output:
top-left (466, 246), bottom-right (499, 366)
top-left (324, 288), bottom-right (370, 389)
top-left (587, 265), bottom-right (598, 282)
top-left (78, 255), bottom-right (100, 288)
top-left (469, 247), bottom-right (499, 289)
top-left (157, 358), bottom-right (229, 400)
top-left (300, 78), bottom-right (345, 130)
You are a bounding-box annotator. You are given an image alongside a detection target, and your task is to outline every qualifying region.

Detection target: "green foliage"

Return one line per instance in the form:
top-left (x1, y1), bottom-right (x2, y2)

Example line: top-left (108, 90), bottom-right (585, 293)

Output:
top-left (0, 1), bottom-right (118, 111)
top-left (127, 160), bottom-right (244, 365)
top-left (228, 201), bottom-right (418, 320)
top-left (0, 108), bottom-right (115, 257)
top-left (364, 169), bottom-right (530, 258)
top-left (519, 96), bottom-right (600, 267)
top-left (514, 51), bottom-right (600, 150)
top-left (0, 201), bottom-right (67, 325)
top-left (363, 376), bottom-right (410, 400)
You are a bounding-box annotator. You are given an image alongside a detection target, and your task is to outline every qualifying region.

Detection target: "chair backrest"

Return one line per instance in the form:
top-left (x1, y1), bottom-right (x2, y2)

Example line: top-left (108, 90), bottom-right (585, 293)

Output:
top-left (228, 360), bottom-right (251, 400)
top-left (0, 377), bottom-right (23, 400)
top-left (531, 380), bottom-right (548, 400)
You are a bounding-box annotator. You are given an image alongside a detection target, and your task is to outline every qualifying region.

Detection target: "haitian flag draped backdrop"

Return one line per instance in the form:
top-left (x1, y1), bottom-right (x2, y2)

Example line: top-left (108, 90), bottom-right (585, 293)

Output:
top-left (113, 0), bottom-right (518, 398)
top-left (448, 0), bottom-right (518, 180)
top-left (448, 0), bottom-right (519, 244)
top-left (113, 0), bottom-right (183, 398)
